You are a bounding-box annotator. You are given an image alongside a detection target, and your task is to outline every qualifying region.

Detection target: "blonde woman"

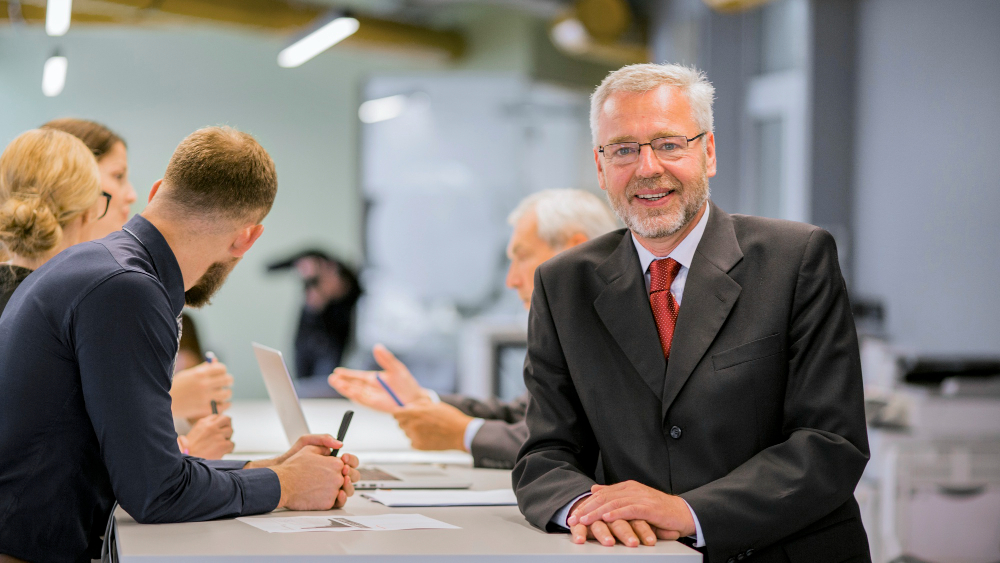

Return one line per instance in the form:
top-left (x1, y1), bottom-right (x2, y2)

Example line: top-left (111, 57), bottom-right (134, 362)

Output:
top-left (0, 128), bottom-right (105, 312)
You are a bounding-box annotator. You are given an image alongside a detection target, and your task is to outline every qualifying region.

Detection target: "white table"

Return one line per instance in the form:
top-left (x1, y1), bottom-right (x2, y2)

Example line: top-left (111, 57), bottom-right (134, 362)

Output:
top-left (114, 468), bottom-right (702, 561)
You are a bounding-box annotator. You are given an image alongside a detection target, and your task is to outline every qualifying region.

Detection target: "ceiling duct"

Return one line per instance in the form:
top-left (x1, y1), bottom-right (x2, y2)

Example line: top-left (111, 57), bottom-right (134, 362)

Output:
top-left (700, 0), bottom-right (777, 13)
top-left (0, 0), bottom-right (464, 60)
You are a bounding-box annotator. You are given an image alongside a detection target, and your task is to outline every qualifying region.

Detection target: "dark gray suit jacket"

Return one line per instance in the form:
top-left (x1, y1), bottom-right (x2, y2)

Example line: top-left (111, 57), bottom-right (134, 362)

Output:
top-left (513, 203), bottom-right (871, 563)
top-left (442, 393), bottom-right (528, 469)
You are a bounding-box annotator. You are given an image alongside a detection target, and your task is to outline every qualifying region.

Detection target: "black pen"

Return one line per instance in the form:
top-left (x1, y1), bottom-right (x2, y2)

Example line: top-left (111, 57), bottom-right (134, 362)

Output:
top-left (330, 410), bottom-right (353, 456)
top-left (206, 351), bottom-right (219, 415)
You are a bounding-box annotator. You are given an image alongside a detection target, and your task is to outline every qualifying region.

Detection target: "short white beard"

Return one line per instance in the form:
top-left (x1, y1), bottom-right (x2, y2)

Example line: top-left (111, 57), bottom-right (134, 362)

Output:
top-left (606, 174), bottom-right (710, 240)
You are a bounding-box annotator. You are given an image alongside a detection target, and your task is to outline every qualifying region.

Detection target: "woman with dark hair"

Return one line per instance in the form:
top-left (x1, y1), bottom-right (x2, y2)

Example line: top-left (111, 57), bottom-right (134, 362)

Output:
top-left (42, 118), bottom-right (137, 240)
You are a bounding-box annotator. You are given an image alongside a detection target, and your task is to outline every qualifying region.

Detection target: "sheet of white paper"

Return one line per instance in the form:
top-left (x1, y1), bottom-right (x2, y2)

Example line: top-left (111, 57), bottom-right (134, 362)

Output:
top-left (237, 514), bottom-right (459, 533)
top-left (362, 488), bottom-right (517, 507)
top-left (354, 450), bottom-right (473, 466)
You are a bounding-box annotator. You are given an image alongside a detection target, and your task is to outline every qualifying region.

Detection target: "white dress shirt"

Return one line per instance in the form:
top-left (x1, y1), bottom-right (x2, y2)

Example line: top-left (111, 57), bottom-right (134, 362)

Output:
top-left (549, 204), bottom-right (711, 547)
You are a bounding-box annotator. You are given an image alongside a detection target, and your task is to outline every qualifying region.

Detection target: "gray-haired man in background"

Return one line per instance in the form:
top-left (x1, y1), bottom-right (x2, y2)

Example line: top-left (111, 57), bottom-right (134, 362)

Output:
top-left (329, 189), bottom-right (619, 469)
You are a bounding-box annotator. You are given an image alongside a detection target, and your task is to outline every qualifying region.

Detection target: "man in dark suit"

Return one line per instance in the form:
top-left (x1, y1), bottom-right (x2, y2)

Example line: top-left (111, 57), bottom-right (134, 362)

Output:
top-left (512, 63), bottom-right (871, 563)
top-left (329, 189), bottom-right (619, 469)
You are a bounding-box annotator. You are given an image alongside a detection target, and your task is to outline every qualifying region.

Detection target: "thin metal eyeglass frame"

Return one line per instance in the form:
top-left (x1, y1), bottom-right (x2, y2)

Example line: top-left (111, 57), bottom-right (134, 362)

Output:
top-left (598, 132), bottom-right (707, 164)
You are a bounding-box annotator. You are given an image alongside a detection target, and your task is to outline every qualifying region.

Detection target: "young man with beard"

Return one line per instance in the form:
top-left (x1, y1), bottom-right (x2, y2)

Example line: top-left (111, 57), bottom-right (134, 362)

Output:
top-left (512, 64), bottom-right (871, 563)
top-left (0, 127), bottom-right (360, 563)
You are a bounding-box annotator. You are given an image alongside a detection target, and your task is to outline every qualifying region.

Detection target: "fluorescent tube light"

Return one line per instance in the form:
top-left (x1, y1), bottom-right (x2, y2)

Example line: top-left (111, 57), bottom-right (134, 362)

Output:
top-left (358, 94), bottom-right (408, 124)
top-left (46, 0), bottom-right (72, 36)
top-left (42, 55), bottom-right (68, 97)
top-left (278, 16), bottom-right (360, 68)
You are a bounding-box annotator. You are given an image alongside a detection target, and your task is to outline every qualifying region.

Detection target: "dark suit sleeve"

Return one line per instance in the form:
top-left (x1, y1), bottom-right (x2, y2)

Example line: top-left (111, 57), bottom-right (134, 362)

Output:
top-left (512, 268), bottom-right (599, 531)
top-left (680, 229), bottom-right (870, 555)
top-left (468, 419), bottom-right (528, 469)
top-left (75, 273), bottom-right (280, 524)
top-left (440, 393), bottom-right (529, 469)
top-left (440, 392), bottom-right (528, 424)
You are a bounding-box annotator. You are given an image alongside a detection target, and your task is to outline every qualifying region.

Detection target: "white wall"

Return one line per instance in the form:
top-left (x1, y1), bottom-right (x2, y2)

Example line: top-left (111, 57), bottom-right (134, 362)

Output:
top-left (853, 0), bottom-right (1000, 354)
top-left (0, 25), bottom-right (445, 398)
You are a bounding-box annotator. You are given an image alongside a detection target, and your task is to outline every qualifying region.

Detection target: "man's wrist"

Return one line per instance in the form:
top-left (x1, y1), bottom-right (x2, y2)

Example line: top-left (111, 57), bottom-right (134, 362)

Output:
top-left (462, 418), bottom-right (485, 453)
top-left (268, 466), bottom-right (287, 509)
top-left (244, 457), bottom-right (277, 470)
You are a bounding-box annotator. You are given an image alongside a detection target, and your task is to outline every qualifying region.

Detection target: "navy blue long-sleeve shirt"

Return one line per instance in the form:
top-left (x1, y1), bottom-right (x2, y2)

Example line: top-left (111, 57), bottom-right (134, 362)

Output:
top-left (0, 215), bottom-right (280, 563)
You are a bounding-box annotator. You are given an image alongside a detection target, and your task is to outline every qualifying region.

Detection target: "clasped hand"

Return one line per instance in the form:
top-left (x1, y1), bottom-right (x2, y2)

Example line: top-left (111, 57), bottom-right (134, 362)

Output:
top-left (246, 434), bottom-right (362, 511)
top-left (566, 481), bottom-right (695, 547)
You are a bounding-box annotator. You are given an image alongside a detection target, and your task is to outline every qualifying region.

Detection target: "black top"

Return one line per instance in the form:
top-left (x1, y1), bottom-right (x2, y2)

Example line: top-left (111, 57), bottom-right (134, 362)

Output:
top-left (0, 263), bottom-right (32, 316)
top-left (0, 216), bottom-right (280, 563)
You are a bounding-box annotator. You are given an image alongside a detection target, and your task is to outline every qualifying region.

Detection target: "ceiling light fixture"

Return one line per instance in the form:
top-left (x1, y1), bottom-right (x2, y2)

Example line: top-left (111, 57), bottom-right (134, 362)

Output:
top-left (42, 53), bottom-right (68, 97)
top-left (45, 0), bottom-right (72, 36)
top-left (550, 17), bottom-right (590, 54)
top-left (278, 16), bottom-right (360, 68)
top-left (358, 94), bottom-right (409, 124)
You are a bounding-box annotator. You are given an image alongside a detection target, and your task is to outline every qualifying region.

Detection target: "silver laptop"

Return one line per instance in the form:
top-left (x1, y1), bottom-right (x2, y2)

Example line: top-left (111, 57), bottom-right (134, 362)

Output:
top-left (252, 342), bottom-right (472, 490)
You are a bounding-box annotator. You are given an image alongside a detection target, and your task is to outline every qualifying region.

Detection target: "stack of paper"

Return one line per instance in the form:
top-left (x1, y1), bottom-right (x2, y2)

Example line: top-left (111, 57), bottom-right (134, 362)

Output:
top-left (361, 488), bottom-right (517, 507)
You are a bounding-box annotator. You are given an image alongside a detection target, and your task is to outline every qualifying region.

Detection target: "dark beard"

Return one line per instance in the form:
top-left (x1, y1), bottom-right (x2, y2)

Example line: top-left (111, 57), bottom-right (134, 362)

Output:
top-left (185, 257), bottom-right (239, 308)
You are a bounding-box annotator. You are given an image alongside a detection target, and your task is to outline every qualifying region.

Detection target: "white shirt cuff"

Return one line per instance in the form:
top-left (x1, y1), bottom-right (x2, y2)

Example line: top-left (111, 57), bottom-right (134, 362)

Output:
top-left (425, 389), bottom-right (441, 403)
top-left (681, 498), bottom-right (705, 547)
top-left (550, 492), bottom-right (591, 529)
top-left (463, 417), bottom-right (485, 453)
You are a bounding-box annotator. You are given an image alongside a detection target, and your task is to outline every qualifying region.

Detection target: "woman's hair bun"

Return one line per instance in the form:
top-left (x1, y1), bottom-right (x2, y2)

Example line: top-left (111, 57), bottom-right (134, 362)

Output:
top-left (0, 195), bottom-right (62, 259)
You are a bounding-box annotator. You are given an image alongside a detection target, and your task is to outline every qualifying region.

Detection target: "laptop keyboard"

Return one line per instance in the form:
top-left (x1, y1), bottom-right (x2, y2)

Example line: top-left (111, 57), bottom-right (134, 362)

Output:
top-left (357, 467), bottom-right (401, 481)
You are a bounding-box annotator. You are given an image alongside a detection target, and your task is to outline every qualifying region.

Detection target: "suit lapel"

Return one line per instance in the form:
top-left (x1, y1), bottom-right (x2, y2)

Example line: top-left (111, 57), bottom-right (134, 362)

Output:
top-left (661, 202), bottom-right (744, 419)
top-left (594, 232), bottom-right (667, 401)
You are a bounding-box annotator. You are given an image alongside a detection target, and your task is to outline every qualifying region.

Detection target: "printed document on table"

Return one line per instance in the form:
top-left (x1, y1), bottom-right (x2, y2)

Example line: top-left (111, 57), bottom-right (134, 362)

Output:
top-left (362, 488), bottom-right (517, 507)
top-left (237, 513), bottom-right (459, 533)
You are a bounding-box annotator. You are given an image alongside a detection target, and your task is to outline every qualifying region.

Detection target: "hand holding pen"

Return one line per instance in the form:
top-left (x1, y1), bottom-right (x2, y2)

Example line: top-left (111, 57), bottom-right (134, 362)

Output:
top-left (168, 350), bottom-right (234, 419)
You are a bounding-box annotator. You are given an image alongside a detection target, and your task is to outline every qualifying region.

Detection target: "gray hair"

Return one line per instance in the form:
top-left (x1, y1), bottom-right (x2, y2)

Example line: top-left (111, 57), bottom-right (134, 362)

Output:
top-left (508, 189), bottom-right (620, 249)
top-left (590, 63), bottom-right (715, 145)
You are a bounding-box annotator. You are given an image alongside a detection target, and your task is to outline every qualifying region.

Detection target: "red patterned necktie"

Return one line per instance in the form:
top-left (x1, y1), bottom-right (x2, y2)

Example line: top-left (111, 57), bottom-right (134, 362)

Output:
top-left (649, 258), bottom-right (682, 358)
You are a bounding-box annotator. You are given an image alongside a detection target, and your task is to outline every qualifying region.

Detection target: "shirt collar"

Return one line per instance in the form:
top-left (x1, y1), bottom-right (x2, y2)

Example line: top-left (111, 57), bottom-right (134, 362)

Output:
top-left (122, 214), bottom-right (186, 317)
top-left (632, 202), bottom-right (711, 274)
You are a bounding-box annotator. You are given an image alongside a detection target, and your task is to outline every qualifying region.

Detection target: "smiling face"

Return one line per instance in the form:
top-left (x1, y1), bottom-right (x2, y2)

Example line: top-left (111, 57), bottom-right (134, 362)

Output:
top-left (91, 141), bottom-right (137, 238)
top-left (594, 85), bottom-right (716, 242)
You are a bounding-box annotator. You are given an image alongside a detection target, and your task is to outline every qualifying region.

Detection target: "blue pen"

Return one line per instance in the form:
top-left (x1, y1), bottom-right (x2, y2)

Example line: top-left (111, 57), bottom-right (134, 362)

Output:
top-left (375, 374), bottom-right (405, 407)
top-left (205, 351), bottom-right (219, 414)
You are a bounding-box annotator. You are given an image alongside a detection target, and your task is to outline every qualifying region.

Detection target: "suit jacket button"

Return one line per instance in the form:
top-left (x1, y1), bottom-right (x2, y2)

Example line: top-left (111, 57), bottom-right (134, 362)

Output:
top-left (737, 554), bottom-right (745, 561)
top-left (746, 549), bottom-right (753, 556)
top-left (727, 558), bottom-right (735, 563)
top-left (670, 426), bottom-right (682, 439)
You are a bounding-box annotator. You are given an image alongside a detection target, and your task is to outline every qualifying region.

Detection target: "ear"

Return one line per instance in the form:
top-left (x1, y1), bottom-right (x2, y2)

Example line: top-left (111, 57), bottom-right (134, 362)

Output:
top-left (704, 132), bottom-right (717, 178)
top-left (594, 148), bottom-right (608, 192)
top-left (229, 223), bottom-right (264, 258)
top-left (147, 179), bottom-right (163, 203)
top-left (562, 231), bottom-right (589, 250)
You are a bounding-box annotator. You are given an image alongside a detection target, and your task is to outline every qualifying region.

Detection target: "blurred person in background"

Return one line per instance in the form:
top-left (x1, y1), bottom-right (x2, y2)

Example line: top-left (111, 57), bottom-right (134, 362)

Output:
top-left (0, 129), bottom-right (104, 314)
top-left (44, 118), bottom-right (237, 459)
top-left (267, 249), bottom-right (362, 396)
top-left (330, 189), bottom-right (619, 469)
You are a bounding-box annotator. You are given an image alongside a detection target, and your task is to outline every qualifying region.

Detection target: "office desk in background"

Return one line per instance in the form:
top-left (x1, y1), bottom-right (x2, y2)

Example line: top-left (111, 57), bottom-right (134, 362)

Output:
top-left (114, 468), bottom-right (702, 561)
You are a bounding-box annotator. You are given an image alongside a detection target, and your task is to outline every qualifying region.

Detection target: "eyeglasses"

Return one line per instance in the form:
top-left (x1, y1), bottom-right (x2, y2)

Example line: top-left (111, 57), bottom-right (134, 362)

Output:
top-left (598, 132), bottom-right (706, 166)
top-left (96, 191), bottom-right (111, 220)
